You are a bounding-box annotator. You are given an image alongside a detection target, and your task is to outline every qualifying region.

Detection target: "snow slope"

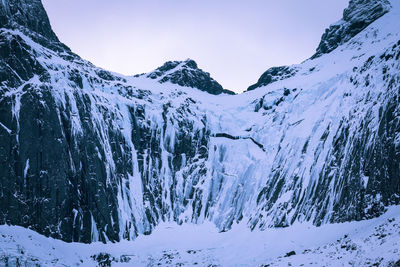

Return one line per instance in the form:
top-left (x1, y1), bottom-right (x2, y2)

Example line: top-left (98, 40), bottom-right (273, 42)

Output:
top-left (1, 206), bottom-right (400, 266)
top-left (0, 0), bottom-right (400, 253)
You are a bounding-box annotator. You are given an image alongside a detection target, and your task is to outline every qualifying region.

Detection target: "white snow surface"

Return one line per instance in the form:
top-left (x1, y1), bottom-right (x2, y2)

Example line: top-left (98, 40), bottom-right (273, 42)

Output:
top-left (0, 205), bottom-right (400, 266)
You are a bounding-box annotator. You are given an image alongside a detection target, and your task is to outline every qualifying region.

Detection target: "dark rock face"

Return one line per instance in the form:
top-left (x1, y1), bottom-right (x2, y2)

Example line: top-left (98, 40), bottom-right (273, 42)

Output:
top-left (147, 59), bottom-right (235, 95)
top-left (246, 66), bottom-right (297, 91)
top-left (0, 83), bottom-right (126, 243)
top-left (0, 54), bottom-right (211, 243)
top-left (1, 0), bottom-right (400, 246)
top-left (0, 30), bottom-right (48, 88)
top-left (248, 0), bottom-right (391, 90)
top-left (252, 43), bottom-right (400, 230)
top-left (0, 0), bottom-right (73, 56)
top-left (313, 99), bottom-right (400, 224)
top-left (312, 0), bottom-right (391, 59)
top-left (0, 1), bottom-right (212, 242)
top-left (147, 61), bottom-right (181, 78)
top-left (0, 0), bottom-right (56, 40)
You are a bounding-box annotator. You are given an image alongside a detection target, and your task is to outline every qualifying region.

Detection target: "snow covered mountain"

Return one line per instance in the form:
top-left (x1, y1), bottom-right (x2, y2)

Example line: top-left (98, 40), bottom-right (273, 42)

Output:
top-left (0, 0), bottom-right (399, 252)
top-left (138, 59), bottom-right (235, 95)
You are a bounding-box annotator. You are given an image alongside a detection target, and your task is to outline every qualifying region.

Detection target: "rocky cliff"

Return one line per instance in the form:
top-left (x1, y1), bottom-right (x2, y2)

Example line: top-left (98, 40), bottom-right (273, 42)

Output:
top-left (312, 0), bottom-right (391, 58)
top-left (0, 0), bottom-right (399, 244)
top-left (143, 59), bottom-right (235, 95)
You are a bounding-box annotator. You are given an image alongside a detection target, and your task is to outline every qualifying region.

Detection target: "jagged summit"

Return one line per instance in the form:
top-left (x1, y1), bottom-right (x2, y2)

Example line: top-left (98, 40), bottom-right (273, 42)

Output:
top-left (246, 0), bottom-right (392, 92)
top-left (246, 66), bottom-right (298, 92)
top-left (0, 0), bottom-right (58, 42)
top-left (312, 0), bottom-right (391, 58)
top-left (0, 1), bottom-right (233, 96)
top-left (145, 59), bottom-right (235, 95)
top-left (146, 59), bottom-right (198, 79)
top-left (1, 0), bottom-right (400, 251)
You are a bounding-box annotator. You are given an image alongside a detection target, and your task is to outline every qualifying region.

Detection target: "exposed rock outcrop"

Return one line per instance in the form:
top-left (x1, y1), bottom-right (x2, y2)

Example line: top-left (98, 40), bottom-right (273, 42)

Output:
top-left (246, 66), bottom-right (297, 92)
top-left (146, 59), bottom-right (235, 95)
top-left (0, 0), bottom-right (399, 245)
top-left (312, 0), bottom-right (391, 58)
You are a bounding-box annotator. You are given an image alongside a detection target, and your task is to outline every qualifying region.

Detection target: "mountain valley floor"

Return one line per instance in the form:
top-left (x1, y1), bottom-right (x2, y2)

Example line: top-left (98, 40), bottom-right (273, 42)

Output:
top-left (1, 206), bottom-right (400, 266)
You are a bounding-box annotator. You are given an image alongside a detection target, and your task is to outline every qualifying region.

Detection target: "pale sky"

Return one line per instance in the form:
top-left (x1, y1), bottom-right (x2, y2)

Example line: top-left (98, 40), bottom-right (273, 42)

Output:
top-left (42, 0), bottom-right (348, 93)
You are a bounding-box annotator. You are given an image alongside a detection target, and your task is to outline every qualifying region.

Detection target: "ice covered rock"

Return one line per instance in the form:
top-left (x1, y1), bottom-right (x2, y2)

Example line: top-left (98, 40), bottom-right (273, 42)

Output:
top-left (146, 59), bottom-right (235, 95)
top-left (246, 66), bottom-right (298, 91)
top-left (1, 0), bottom-right (400, 245)
top-left (0, 0), bottom-right (58, 42)
top-left (312, 0), bottom-right (391, 58)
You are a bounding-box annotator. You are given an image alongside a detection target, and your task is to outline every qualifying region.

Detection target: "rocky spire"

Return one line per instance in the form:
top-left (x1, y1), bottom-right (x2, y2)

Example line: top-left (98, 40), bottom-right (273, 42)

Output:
top-left (312, 0), bottom-right (391, 59)
top-left (146, 59), bottom-right (235, 95)
top-left (246, 0), bottom-right (392, 92)
top-left (246, 66), bottom-right (298, 92)
top-left (0, 0), bottom-right (59, 42)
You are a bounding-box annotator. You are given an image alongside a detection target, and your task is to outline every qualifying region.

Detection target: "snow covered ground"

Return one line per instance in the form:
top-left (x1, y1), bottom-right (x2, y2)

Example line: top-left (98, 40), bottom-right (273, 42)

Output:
top-left (2, 0), bottom-right (400, 265)
top-left (0, 206), bottom-right (399, 266)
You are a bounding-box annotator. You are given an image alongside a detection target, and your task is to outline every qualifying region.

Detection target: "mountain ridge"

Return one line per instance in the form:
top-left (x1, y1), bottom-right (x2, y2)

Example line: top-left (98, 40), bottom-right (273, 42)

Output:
top-left (312, 0), bottom-right (391, 59)
top-left (0, 0), bottom-right (57, 41)
top-left (0, 0), bottom-right (399, 245)
top-left (138, 58), bottom-right (235, 95)
top-left (247, 0), bottom-right (392, 92)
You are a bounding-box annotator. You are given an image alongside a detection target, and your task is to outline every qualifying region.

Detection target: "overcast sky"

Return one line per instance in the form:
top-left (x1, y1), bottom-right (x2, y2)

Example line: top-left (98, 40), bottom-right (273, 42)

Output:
top-left (42, 0), bottom-right (348, 93)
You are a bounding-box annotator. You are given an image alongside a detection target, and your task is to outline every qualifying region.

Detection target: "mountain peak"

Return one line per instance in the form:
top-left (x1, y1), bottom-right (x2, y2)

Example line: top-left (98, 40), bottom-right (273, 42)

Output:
top-left (0, 0), bottom-right (58, 42)
top-left (247, 0), bottom-right (392, 92)
top-left (312, 0), bottom-right (391, 58)
top-left (146, 59), bottom-right (235, 95)
top-left (182, 58), bottom-right (198, 69)
top-left (246, 66), bottom-right (298, 92)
